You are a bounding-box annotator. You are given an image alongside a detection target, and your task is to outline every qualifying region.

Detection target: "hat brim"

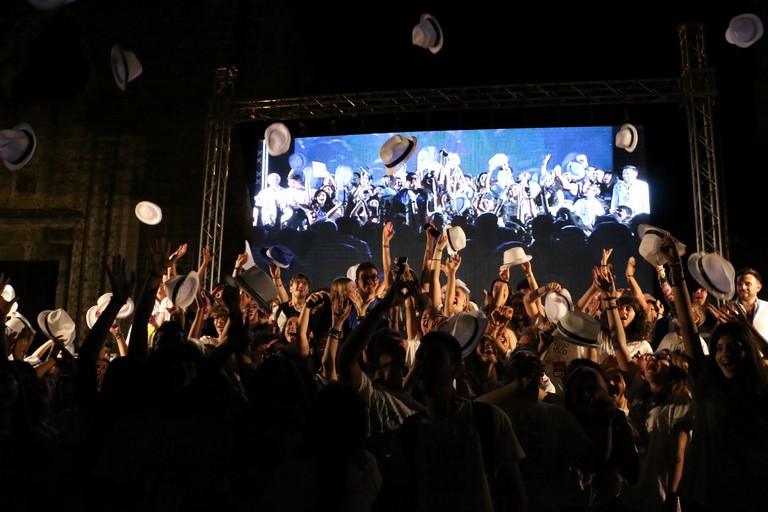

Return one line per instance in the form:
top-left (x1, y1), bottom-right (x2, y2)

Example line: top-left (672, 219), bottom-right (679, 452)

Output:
top-left (421, 13), bottom-right (443, 54)
top-left (111, 45), bottom-right (128, 91)
top-left (500, 255), bottom-right (533, 268)
top-left (4, 123), bottom-right (37, 172)
top-left (135, 201), bottom-right (163, 225)
top-left (615, 123), bottom-right (638, 153)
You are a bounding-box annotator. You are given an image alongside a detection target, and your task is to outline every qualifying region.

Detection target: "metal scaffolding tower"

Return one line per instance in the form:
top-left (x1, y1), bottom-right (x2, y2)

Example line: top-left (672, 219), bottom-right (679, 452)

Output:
top-left (198, 66), bottom-right (237, 289)
top-left (199, 23), bottom-right (724, 284)
top-left (678, 23), bottom-right (726, 258)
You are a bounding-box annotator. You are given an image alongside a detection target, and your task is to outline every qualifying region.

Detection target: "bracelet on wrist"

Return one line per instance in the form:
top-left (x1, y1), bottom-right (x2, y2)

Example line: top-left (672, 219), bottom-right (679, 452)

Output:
top-left (605, 305), bottom-right (618, 311)
top-left (382, 245), bottom-right (390, 248)
top-left (626, 274), bottom-right (634, 278)
top-left (601, 297), bottom-right (617, 302)
top-left (434, 248), bottom-right (444, 252)
top-left (524, 273), bottom-right (532, 278)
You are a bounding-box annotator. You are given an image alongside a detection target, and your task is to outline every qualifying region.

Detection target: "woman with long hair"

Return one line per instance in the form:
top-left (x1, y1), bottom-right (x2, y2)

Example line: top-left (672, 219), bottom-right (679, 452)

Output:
top-left (659, 234), bottom-right (768, 511)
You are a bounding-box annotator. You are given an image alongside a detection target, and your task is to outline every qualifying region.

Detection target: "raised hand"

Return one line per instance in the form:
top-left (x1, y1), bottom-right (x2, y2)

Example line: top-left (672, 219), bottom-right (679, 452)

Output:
top-left (171, 242), bottom-right (188, 261)
top-left (104, 253), bottom-right (137, 305)
top-left (601, 248), bottom-right (613, 266)
top-left (382, 221), bottom-right (395, 244)
top-left (149, 238), bottom-right (174, 277)
top-left (332, 296), bottom-right (352, 324)
top-left (201, 246), bottom-right (213, 266)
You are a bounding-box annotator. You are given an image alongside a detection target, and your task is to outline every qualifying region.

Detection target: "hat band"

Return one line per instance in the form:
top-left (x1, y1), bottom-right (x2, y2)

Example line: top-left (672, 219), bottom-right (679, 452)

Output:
top-left (384, 138), bottom-right (415, 169)
top-left (44, 314), bottom-right (54, 338)
top-left (556, 321), bottom-right (594, 346)
top-left (448, 233), bottom-right (459, 253)
top-left (696, 258), bottom-right (728, 295)
top-left (645, 228), bottom-right (667, 239)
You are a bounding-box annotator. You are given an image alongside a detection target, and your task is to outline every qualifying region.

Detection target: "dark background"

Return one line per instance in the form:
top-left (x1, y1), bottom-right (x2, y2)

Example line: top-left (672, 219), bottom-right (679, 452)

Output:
top-left (1, 1), bottom-right (766, 331)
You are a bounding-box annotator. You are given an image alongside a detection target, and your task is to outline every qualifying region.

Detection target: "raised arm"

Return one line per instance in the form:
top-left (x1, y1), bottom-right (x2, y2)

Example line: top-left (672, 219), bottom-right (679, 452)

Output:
top-left (658, 235), bottom-right (703, 364)
top-left (339, 277), bottom-right (405, 389)
top-left (127, 238), bottom-right (178, 361)
top-left (443, 253), bottom-right (462, 317)
top-left (381, 221), bottom-right (395, 290)
top-left (197, 245), bottom-right (213, 277)
top-left (321, 295), bottom-right (352, 382)
top-left (420, 223), bottom-right (439, 288)
top-left (624, 256), bottom-right (647, 305)
top-left (269, 264), bottom-right (290, 303)
top-left (78, 254), bottom-right (136, 407)
top-left (0, 273), bottom-right (16, 358)
top-left (595, 266), bottom-right (638, 377)
top-left (429, 233), bottom-right (448, 309)
top-left (520, 260), bottom-right (545, 319)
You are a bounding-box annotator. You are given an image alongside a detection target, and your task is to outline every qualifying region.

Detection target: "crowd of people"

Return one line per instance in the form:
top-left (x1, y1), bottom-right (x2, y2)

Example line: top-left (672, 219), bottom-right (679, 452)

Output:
top-left (2, 215), bottom-right (767, 511)
top-left (254, 147), bottom-right (650, 236)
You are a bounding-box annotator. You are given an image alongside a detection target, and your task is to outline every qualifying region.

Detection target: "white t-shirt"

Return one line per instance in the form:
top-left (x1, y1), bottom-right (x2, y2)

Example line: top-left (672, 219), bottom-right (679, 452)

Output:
top-left (657, 331), bottom-right (709, 356)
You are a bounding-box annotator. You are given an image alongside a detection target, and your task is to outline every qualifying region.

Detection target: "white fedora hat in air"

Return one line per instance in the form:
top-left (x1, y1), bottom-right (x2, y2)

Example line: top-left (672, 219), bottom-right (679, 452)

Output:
top-left (86, 292), bottom-right (135, 329)
top-left (725, 13), bottom-right (764, 48)
top-left (164, 271), bottom-right (200, 310)
top-left (111, 44), bottom-right (143, 91)
top-left (412, 13), bottom-right (444, 54)
top-left (687, 251), bottom-right (735, 301)
top-left (135, 201), bottom-right (163, 225)
top-left (2, 283), bottom-right (19, 316)
top-left (553, 310), bottom-right (601, 348)
top-left (37, 308), bottom-right (77, 352)
top-left (1, 123), bottom-right (37, 172)
top-left (265, 122), bottom-right (291, 157)
top-left (500, 246), bottom-right (533, 269)
top-left (615, 123), bottom-right (638, 153)
top-left (545, 288), bottom-right (573, 323)
top-left (379, 134), bottom-right (418, 175)
top-left (439, 310), bottom-right (488, 358)
top-left (443, 225), bottom-right (467, 255)
top-left (226, 266), bottom-right (279, 312)
top-left (637, 224), bottom-right (686, 267)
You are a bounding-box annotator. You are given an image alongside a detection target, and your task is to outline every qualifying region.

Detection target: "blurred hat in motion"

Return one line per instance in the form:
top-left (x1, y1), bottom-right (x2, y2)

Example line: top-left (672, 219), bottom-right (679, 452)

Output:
top-left (265, 122), bottom-right (291, 157)
top-left (111, 44), bottom-right (143, 91)
top-left (725, 13), bottom-right (763, 48)
top-left (615, 123), bottom-right (638, 153)
top-left (412, 13), bottom-right (443, 54)
top-left (0, 123), bottom-right (37, 172)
